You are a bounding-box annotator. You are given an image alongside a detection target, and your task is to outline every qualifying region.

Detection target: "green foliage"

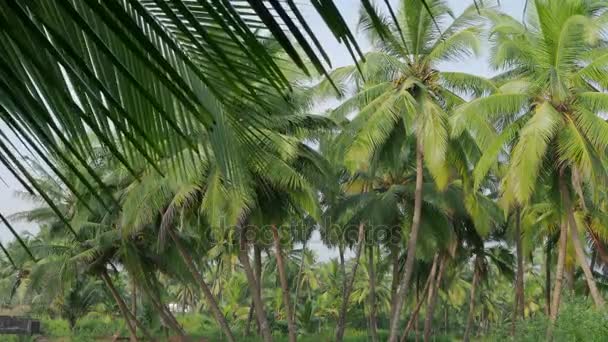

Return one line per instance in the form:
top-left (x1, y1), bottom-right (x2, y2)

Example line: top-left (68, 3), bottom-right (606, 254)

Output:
top-left (40, 317), bottom-right (70, 338)
top-left (1, 1), bottom-right (608, 342)
top-left (176, 313), bottom-right (217, 337)
top-left (72, 313), bottom-right (129, 340)
top-left (483, 298), bottom-right (608, 341)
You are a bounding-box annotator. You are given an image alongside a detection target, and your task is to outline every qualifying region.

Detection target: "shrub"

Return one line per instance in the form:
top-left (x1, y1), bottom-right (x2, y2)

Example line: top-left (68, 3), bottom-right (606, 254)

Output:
top-left (176, 313), bottom-right (216, 337)
top-left (482, 298), bottom-right (608, 342)
top-left (40, 317), bottom-right (70, 337)
top-left (72, 312), bottom-right (129, 340)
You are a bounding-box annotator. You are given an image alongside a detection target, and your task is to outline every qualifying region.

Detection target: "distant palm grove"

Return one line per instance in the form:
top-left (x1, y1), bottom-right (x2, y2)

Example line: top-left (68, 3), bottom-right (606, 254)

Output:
top-left (1, 0), bottom-right (608, 341)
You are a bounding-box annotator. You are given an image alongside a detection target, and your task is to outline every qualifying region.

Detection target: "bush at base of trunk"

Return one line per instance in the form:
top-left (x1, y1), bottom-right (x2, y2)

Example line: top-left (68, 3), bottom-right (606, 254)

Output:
top-left (481, 298), bottom-right (608, 341)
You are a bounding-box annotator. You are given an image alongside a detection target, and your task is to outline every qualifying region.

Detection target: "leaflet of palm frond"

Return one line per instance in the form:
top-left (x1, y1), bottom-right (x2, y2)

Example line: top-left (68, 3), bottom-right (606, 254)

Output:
top-left (0, 242), bottom-right (16, 269)
top-left (420, 0), bottom-right (444, 40)
top-left (108, 0), bottom-right (276, 104)
top-left (192, 0), bottom-right (289, 92)
top-left (0, 141), bottom-right (78, 237)
top-left (165, 1), bottom-right (257, 93)
top-left (265, 0), bottom-right (333, 82)
top-left (0, 214), bottom-right (36, 262)
top-left (361, 0), bottom-right (392, 42)
top-left (0, 1), bottom-right (182, 162)
top-left (0, 109), bottom-right (104, 216)
top-left (0, 96), bottom-right (112, 213)
top-left (284, 0), bottom-right (331, 67)
top-left (382, 0), bottom-right (408, 47)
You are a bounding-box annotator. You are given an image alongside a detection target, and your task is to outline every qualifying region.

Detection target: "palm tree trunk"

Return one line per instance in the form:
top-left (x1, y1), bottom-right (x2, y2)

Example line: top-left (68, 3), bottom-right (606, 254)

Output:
top-left (271, 224), bottom-right (297, 342)
top-left (401, 254), bottom-right (438, 342)
top-left (150, 291), bottom-right (186, 337)
top-left (511, 207), bottom-right (525, 337)
top-left (339, 244), bottom-right (346, 283)
top-left (560, 174), bottom-right (605, 308)
top-left (390, 243), bottom-right (400, 328)
top-left (548, 173), bottom-right (577, 340)
top-left (167, 228), bottom-right (236, 342)
top-left (586, 249), bottom-right (598, 297)
top-left (463, 259), bottom-right (480, 342)
top-left (162, 304), bottom-right (185, 337)
top-left (367, 246), bottom-right (379, 342)
top-left (293, 240), bottom-right (307, 322)
top-left (567, 208), bottom-right (605, 308)
top-left (254, 243), bottom-right (263, 334)
top-left (335, 222), bottom-right (366, 342)
top-left (131, 280), bottom-right (137, 342)
top-left (444, 306), bottom-right (448, 335)
top-left (548, 220), bottom-right (568, 331)
top-left (588, 229), bottom-right (608, 265)
top-left (515, 207), bottom-right (525, 319)
top-left (100, 270), bottom-right (149, 341)
top-left (424, 254), bottom-right (447, 342)
top-left (240, 238), bottom-right (273, 342)
top-left (245, 301), bottom-right (255, 336)
top-left (545, 241), bottom-right (551, 316)
top-left (564, 266), bottom-right (575, 292)
top-left (388, 139), bottom-right (424, 342)
top-left (590, 249), bottom-right (597, 274)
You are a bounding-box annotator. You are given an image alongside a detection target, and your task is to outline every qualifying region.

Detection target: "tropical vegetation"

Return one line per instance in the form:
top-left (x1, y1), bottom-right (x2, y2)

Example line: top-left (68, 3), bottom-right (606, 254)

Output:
top-left (0, 0), bottom-right (607, 341)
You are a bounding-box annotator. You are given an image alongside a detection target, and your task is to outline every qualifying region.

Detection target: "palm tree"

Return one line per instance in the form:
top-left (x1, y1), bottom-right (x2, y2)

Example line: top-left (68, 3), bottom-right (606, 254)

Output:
top-left (454, 0), bottom-right (608, 317)
top-left (2, 0), bottom-right (459, 243)
top-left (318, 2), bottom-right (490, 340)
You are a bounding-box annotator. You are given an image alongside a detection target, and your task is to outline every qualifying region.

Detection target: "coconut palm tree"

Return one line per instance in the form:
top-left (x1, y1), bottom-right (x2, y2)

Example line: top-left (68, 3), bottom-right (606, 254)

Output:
top-left (317, 2), bottom-right (492, 340)
top-left (454, 0), bottom-right (608, 317)
top-left (1, 0), bottom-right (454, 238)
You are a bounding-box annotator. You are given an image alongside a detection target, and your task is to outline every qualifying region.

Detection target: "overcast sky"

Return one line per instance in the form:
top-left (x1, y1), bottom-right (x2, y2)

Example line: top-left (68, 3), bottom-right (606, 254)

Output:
top-left (0, 1), bottom-right (527, 259)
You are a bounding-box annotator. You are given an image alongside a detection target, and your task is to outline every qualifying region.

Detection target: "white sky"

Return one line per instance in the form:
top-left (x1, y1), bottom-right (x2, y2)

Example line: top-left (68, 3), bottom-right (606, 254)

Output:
top-left (0, 0), bottom-right (527, 260)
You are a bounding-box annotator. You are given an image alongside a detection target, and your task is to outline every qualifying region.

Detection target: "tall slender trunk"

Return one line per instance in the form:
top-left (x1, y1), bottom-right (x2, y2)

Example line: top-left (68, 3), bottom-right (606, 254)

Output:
top-left (515, 207), bottom-right (525, 319)
top-left (414, 288), bottom-right (419, 342)
top-left (561, 175), bottom-right (605, 308)
top-left (567, 209), bottom-right (605, 308)
top-left (511, 207), bottom-right (524, 336)
top-left (293, 240), bottom-right (307, 322)
top-left (388, 139), bottom-right (424, 342)
top-left (149, 291), bottom-right (186, 337)
top-left (548, 173), bottom-right (578, 340)
top-left (109, 271), bottom-right (153, 341)
top-left (254, 244), bottom-right (263, 334)
top-left (390, 243), bottom-right (400, 327)
top-left (548, 221), bottom-right (568, 328)
top-left (545, 241), bottom-right (551, 316)
top-left (424, 254), bottom-right (447, 342)
top-left (367, 246), bottom-right (379, 342)
top-left (167, 228), bottom-right (236, 342)
top-left (444, 306), bottom-right (448, 335)
top-left (564, 266), bottom-right (575, 292)
top-left (335, 223), bottom-right (366, 342)
top-left (138, 269), bottom-right (185, 337)
top-left (131, 280), bottom-right (137, 342)
top-left (587, 249), bottom-right (598, 297)
top-left (401, 254), bottom-right (439, 342)
top-left (588, 229), bottom-right (608, 265)
top-left (271, 224), bottom-right (297, 342)
top-left (161, 304), bottom-right (185, 337)
top-left (101, 270), bottom-right (152, 341)
top-left (245, 301), bottom-right (255, 336)
top-left (240, 238), bottom-right (273, 342)
top-left (463, 259), bottom-right (480, 342)
top-left (339, 244), bottom-right (346, 284)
